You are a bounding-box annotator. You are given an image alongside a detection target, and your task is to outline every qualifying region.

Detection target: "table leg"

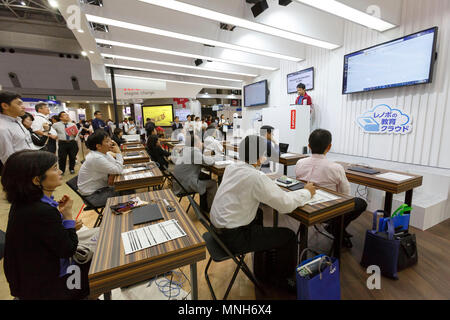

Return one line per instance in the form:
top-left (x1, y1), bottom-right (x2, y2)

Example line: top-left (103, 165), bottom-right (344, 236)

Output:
top-left (104, 291), bottom-right (112, 300)
top-left (218, 175), bottom-right (223, 185)
top-left (283, 165), bottom-right (287, 176)
top-left (298, 224), bottom-right (308, 264)
top-left (384, 192), bottom-right (393, 217)
top-left (273, 210), bottom-right (279, 227)
top-left (332, 215), bottom-right (344, 264)
top-left (190, 263), bottom-right (198, 300)
top-left (404, 189), bottom-right (413, 213)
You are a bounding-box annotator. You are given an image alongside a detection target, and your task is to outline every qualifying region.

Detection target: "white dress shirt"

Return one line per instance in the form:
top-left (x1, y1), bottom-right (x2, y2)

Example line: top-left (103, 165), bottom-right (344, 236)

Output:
top-left (295, 154), bottom-right (350, 195)
top-left (0, 113), bottom-right (34, 164)
top-left (204, 136), bottom-right (224, 154)
top-left (210, 162), bottom-right (312, 229)
top-left (52, 121), bottom-right (78, 141)
top-left (77, 151), bottom-right (124, 195)
top-left (31, 112), bottom-right (57, 149)
top-left (127, 123), bottom-right (137, 135)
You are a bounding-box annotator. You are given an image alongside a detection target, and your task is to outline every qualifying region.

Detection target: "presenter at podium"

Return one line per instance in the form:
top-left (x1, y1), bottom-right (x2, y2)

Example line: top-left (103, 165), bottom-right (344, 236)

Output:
top-left (295, 83), bottom-right (312, 105)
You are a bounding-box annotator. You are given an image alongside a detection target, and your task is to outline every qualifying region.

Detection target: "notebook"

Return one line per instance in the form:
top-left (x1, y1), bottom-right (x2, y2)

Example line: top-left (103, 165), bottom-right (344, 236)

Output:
top-left (133, 204), bottom-right (163, 226)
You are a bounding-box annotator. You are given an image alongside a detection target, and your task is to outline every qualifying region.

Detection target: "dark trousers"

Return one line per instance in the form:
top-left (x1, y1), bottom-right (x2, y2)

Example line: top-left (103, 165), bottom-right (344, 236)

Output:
top-left (58, 140), bottom-right (79, 173)
top-left (217, 209), bottom-right (297, 281)
top-left (44, 138), bottom-right (57, 154)
top-left (328, 197), bottom-right (367, 233)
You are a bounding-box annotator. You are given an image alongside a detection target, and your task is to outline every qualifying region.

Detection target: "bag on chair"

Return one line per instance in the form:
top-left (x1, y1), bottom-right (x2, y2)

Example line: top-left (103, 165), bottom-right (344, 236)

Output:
top-left (73, 227), bottom-right (100, 264)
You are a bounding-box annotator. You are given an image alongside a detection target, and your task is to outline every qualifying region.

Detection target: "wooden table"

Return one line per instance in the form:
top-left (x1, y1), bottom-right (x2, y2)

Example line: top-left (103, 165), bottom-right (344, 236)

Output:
top-left (112, 162), bottom-right (165, 192)
top-left (201, 157), bottom-right (241, 184)
top-left (223, 143), bottom-right (308, 175)
top-left (270, 174), bottom-right (355, 263)
top-left (88, 189), bottom-right (206, 300)
top-left (122, 140), bottom-right (141, 146)
top-left (338, 162), bottom-right (423, 217)
top-left (122, 143), bottom-right (146, 152)
top-left (123, 150), bottom-right (150, 165)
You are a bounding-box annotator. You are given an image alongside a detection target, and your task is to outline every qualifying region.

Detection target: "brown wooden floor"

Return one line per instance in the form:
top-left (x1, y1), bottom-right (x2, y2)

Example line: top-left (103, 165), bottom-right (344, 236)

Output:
top-left (1, 159), bottom-right (449, 300)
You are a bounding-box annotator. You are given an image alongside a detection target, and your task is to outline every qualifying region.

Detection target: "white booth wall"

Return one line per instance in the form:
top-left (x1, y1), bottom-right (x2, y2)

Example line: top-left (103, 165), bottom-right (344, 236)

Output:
top-left (242, 0), bottom-right (450, 229)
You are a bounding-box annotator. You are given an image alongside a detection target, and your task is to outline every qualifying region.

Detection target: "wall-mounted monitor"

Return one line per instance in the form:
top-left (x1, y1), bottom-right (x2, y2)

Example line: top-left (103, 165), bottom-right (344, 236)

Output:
top-left (174, 108), bottom-right (191, 122)
top-left (343, 26), bottom-right (438, 94)
top-left (141, 104), bottom-right (174, 127)
top-left (244, 80), bottom-right (268, 107)
top-left (287, 67), bottom-right (314, 94)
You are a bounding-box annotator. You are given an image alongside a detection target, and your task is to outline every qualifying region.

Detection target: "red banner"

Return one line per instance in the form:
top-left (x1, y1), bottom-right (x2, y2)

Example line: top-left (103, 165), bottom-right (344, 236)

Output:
top-left (290, 110), bottom-right (296, 129)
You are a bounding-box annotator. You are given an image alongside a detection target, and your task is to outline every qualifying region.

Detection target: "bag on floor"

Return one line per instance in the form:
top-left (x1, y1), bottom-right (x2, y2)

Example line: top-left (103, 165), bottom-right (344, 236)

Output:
top-left (296, 249), bottom-right (340, 300)
top-left (73, 227), bottom-right (100, 264)
top-left (378, 204), bottom-right (411, 232)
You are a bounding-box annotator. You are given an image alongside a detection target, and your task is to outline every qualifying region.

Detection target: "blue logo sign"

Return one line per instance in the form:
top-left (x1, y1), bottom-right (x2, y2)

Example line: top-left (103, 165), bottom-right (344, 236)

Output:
top-left (356, 104), bottom-right (412, 134)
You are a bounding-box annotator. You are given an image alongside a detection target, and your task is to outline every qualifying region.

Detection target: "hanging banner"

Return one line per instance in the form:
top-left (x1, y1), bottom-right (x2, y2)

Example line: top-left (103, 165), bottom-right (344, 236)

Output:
top-left (356, 104), bottom-right (412, 134)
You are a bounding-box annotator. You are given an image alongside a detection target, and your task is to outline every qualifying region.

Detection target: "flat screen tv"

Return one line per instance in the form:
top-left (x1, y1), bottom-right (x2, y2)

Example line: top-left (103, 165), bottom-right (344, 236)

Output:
top-left (244, 80), bottom-right (268, 107)
top-left (141, 104), bottom-right (174, 127)
top-left (287, 67), bottom-right (314, 94)
top-left (342, 26), bottom-right (438, 94)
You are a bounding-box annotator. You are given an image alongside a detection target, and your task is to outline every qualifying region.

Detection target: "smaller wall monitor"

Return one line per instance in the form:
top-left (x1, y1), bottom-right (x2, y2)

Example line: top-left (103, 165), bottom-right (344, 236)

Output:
top-left (287, 67), bottom-right (314, 94)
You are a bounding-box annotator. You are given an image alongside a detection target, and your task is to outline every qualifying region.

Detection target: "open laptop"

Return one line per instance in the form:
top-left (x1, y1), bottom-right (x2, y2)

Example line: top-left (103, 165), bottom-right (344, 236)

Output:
top-left (279, 143), bottom-right (289, 154)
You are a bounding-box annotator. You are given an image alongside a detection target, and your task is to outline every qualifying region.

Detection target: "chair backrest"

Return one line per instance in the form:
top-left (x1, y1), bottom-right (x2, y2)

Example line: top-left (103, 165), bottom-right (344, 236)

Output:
top-left (66, 176), bottom-right (79, 194)
top-left (187, 195), bottom-right (237, 259)
top-left (167, 170), bottom-right (191, 194)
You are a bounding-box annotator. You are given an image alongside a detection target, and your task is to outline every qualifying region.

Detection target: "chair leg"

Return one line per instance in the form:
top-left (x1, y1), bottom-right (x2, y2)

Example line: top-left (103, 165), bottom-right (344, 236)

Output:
top-left (223, 263), bottom-right (241, 300)
top-left (186, 203), bottom-right (191, 213)
top-left (204, 257), bottom-right (217, 300)
top-left (238, 256), bottom-right (266, 295)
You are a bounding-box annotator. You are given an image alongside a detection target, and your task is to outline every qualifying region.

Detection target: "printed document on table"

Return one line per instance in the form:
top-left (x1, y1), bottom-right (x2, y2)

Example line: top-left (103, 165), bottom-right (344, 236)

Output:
top-left (124, 155), bottom-right (143, 159)
top-left (215, 160), bottom-right (234, 166)
top-left (123, 167), bottom-right (148, 174)
top-left (124, 172), bottom-right (154, 180)
top-left (305, 190), bottom-right (340, 205)
top-left (280, 153), bottom-right (297, 158)
top-left (376, 172), bottom-right (413, 181)
top-left (121, 219), bottom-right (187, 255)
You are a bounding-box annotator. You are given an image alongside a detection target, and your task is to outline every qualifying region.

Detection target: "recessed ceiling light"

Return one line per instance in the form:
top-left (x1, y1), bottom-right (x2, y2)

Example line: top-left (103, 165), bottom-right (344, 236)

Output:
top-left (20, 1), bottom-right (26, 6)
top-left (89, 50), bottom-right (95, 54)
top-left (294, 0), bottom-right (396, 32)
top-left (95, 38), bottom-right (279, 71)
top-left (107, 74), bottom-right (242, 90)
top-left (77, 29), bottom-right (84, 33)
top-left (48, 0), bottom-right (58, 8)
top-left (86, 14), bottom-right (303, 61)
top-left (104, 63), bottom-right (243, 82)
top-left (81, 51), bottom-right (87, 56)
top-left (138, 0), bottom-right (340, 49)
top-left (66, 101), bottom-right (71, 103)
top-left (86, 101), bottom-right (90, 103)
top-left (101, 53), bottom-right (259, 77)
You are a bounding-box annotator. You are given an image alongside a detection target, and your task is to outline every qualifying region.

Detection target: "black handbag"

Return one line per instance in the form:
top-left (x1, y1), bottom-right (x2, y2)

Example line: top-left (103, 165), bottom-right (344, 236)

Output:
top-left (30, 131), bottom-right (49, 147)
top-left (397, 232), bottom-right (418, 271)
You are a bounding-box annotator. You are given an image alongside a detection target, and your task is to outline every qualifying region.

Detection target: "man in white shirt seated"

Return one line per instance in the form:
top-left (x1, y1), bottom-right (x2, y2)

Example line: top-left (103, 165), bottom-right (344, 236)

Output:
top-left (210, 135), bottom-right (316, 288)
top-left (295, 129), bottom-right (367, 248)
top-left (77, 130), bottom-right (124, 207)
top-left (203, 126), bottom-right (224, 155)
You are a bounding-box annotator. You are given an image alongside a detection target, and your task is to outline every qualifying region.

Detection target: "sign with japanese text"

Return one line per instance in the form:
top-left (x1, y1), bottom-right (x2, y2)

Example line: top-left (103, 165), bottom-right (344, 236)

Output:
top-left (290, 110), bottom-right (296, 129)
top-left (357, 104), bottom-right (412, 134)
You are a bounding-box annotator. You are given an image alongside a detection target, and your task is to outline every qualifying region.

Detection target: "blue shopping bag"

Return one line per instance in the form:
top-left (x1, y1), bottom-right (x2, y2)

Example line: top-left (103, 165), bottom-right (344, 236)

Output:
top-left (296, 249), bottom-right (340, 300)
top-left (361, 210), bottom-right (401, 279)
top-left (378, 204), bottom-right (411, 232)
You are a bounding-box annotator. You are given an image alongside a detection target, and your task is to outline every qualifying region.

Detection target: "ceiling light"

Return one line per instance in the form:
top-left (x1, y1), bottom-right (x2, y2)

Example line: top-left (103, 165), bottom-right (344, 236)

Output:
top-left (95, 39), bottom-right (277, 71)
top-left (81, 51), bottom-right (87, 56)
top-left (107, 74), bottom-right (242, 90)
top-left (101, 53), bottom-right (259, 77)
top-left (77, 29), bottom-right (84, 33)
top-left (138, 0), bottom-right (340, 49)
top-left (20, 1), bottom-right (26, 6)
top-left (86, 101), bottom-right (90, 103)
top-left (66, 101), bottom-right (71, 103)
top-left (294, 0), bottom-right (396, 32)
top-left (89, 50), bottom-right (95, 54)
top-left (48, 0), bottom-right (58, 8)
top-left (86, 14), bottom-right (305, 60)
top-left (104, 64), bottom-right (243, 82)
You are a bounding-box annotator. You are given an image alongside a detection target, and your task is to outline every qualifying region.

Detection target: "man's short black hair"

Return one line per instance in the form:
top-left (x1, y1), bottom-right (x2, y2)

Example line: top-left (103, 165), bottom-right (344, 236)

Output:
top-left (113, 128), bottom-right (123, 135)
top-left (34, 102), bottom-right (48, 112)
top-left (58, 111), bottom-right (67, 119)
top-left (86, 130), bottom-right (109, 151)
top-left (260, 125), bottom-right (274, 135)
top-left (309, 129), bottom-right (332, 154)
top-left (1, 150), bottom-right (58, 204)
top-left (20, 112), bottom-right (34, 122)
top-left (0, 91), bottom-right (21, 113)
top-left (94, 110), bottom-right (102, 115)
top-left (297, 83), bottom-right (306, 90)
top-left (239, 135), bottom-right (266, 165)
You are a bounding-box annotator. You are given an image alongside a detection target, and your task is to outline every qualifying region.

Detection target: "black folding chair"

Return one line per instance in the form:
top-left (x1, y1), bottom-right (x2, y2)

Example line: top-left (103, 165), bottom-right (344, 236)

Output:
top-left (163, 170), bottom-right (198, 214)
top-left (66, 176), bottom-right (104, 228)
top-left (186, 195), bottom-right (265, 300)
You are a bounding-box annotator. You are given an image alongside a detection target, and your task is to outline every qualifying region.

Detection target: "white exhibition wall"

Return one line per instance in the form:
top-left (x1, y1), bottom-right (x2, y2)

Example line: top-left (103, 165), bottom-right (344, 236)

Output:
top-left (243, 0), bottom-right (450, 169)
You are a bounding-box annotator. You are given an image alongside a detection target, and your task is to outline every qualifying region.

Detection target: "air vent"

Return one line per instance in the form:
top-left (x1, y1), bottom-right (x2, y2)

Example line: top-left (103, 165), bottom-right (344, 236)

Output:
top-left (220, 23), bottom-right (236, 31)
top-left (89, 22), bottom-right (109, 32)
top-left (8, 72), bottom-right (22, 88)
top-left (81, 0), bottom-right (103, 6)
top-left (97, 43), bottom-right (112, 49)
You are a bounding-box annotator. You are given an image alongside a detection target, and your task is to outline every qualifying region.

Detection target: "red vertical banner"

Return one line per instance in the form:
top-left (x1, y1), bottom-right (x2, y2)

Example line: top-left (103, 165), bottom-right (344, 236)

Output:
top-left (290, 109), bottom-right (296, 129)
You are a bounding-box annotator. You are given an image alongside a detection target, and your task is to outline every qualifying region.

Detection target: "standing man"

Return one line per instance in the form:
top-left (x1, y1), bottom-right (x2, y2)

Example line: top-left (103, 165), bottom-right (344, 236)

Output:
top-left (295, 83), bottom-right (312, 105)
top-left (259, 125), bottom-right (280, 173)
top-left (122, 118), bottom-right (129, 135)
top-left (91, 111), bottom-right (107, 133)
top-left (0, 91), bottom-right (34, 166)
top-left (52, 111), bottom-right (79, 175)
top-left (218, 114), bottom-right (228, 141)
top-left (171, 116), bottom-right (183, 131)
top-left (31, 102), bottom-right (58, 153)
top-left (127, 118), bottom-right (137, 135)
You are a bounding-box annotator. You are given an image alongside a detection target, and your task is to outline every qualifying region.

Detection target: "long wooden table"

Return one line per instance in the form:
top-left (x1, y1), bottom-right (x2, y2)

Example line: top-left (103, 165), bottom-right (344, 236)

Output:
top-left (112, 162), bottom-right (165, 192)
top-left (269, 174), bottom-right (355, 263)
top-left (88, 189), bottom-right (206, 300)
top-left (337, 162), bottom-right (423, 216)
top-left (122, 143), bottom-right (146, 152)
top-left (123, 150), bottom-right (150, 165)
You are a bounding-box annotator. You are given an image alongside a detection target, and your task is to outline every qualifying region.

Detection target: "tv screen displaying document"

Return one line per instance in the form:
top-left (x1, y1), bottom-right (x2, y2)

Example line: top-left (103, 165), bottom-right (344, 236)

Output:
top-left (287, 67), bottom-right (314, 94)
